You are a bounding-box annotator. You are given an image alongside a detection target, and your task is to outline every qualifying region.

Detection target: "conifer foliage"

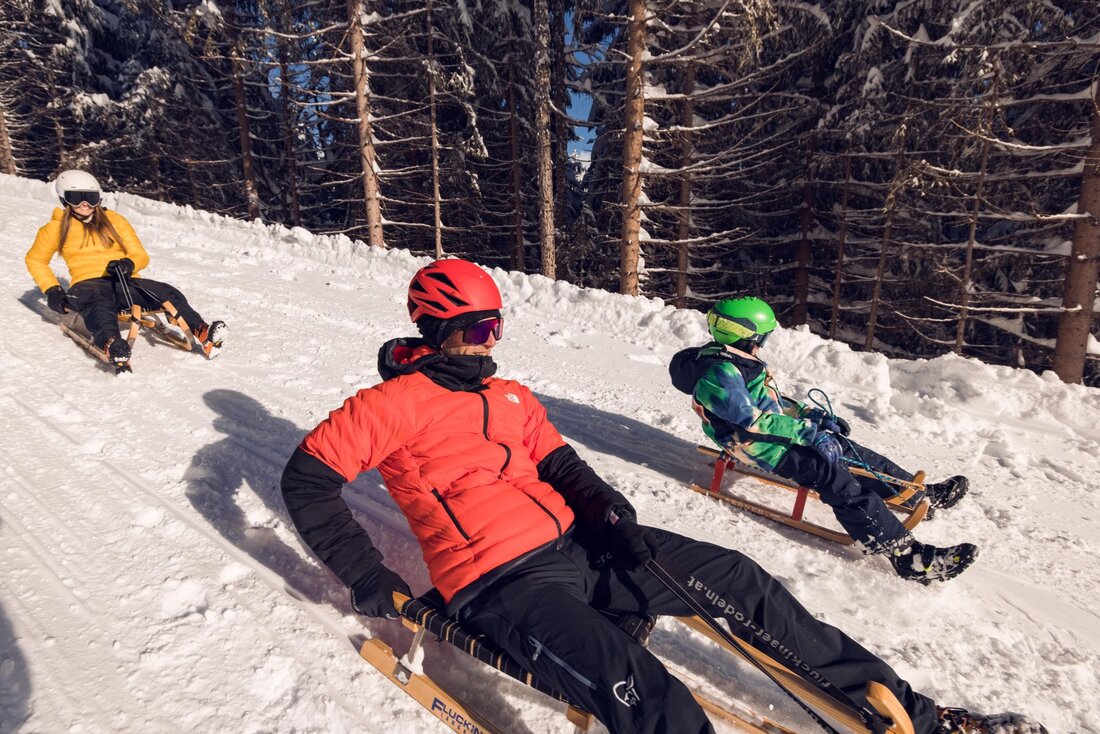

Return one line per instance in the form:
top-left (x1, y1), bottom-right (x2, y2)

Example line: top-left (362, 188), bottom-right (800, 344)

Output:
top-left (0, 0), bottom-right (1096, 383)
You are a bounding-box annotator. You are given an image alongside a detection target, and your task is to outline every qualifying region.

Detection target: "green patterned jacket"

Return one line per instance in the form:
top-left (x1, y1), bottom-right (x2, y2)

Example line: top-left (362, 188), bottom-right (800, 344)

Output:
top-left (669, 343), bottom-right (819, 471)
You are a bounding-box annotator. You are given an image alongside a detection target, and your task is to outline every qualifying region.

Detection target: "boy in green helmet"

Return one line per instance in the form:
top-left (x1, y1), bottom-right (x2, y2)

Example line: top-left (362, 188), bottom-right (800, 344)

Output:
top-left (669, 297), bottom-right (977, 584)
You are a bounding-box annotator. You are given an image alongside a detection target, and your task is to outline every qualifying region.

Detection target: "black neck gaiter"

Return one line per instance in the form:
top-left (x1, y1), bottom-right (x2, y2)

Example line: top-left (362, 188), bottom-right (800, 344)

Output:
top-left (423, 354), bottom-right (498, 391)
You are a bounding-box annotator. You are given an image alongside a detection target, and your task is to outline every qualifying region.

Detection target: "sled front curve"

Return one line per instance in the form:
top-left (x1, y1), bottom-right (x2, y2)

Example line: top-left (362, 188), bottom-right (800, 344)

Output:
top-left (680, 615), bottom-right (916, 734)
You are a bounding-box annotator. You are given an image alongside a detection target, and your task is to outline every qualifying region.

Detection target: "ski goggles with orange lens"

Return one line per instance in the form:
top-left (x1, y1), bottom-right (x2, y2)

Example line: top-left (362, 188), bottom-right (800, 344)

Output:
top-left (462, 317), bottom-right (504, 345)
top-left (63, 190), bottom-right (101, 207)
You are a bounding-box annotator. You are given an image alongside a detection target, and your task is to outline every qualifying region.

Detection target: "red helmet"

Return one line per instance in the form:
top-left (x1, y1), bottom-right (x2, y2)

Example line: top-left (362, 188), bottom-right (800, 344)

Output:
top-left (407, 259), bottom-right (503, 322)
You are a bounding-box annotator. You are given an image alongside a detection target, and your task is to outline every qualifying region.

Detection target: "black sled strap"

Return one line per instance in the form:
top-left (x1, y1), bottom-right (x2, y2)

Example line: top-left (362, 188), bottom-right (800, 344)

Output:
top-left (398, 591), bottom-right (577, 705)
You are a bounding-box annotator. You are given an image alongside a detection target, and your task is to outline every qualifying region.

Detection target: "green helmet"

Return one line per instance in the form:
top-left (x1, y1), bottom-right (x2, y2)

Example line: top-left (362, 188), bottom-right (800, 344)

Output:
top-left (706, 297), bottom-right (777, 346)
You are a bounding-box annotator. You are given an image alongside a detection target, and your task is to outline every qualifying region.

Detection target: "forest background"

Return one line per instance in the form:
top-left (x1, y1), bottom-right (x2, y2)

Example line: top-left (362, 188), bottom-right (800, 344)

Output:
top-left (1, 0), bottom-right (1097, 385)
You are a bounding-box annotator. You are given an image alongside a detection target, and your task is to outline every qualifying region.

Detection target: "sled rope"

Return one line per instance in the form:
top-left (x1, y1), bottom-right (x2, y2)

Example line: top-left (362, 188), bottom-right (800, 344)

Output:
top-left (808, 388), bottom-right (905, 499)
top-left (112, 268), bottom-right (185, 322)
top-left (114, 266), bottom-right (136, 312)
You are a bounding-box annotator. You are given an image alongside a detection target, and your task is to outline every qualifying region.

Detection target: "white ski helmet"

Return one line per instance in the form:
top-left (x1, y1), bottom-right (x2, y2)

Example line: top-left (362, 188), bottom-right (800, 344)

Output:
top-left (54, 170), bottom-right (103, 207)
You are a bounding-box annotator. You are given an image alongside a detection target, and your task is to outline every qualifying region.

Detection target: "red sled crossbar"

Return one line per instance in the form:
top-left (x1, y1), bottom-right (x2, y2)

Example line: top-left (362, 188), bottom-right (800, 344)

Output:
top-left (693, 446), bottom-right (930, 546)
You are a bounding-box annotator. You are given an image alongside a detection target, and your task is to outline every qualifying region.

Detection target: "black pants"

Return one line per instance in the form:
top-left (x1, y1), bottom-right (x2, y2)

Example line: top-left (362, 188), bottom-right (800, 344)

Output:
top-left (458, 530), bottom-right (938, 734)
top-left (842, 441), bottom-right (915, 498)
top-left (774, 441), bottom-right (910, 553)
top-left (67, 277), bottom-right (205, 349)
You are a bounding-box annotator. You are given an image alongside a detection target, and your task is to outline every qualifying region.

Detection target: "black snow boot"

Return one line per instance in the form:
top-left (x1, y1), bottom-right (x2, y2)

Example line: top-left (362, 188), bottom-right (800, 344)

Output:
top-left (104, 337), bottom-right (131, 368)
top-left (924, 475), bottom-right (969, 513)
top-left (890, 539), bottom-right (978, 585)
top-left (936, 706), bottom-right (1048, 734)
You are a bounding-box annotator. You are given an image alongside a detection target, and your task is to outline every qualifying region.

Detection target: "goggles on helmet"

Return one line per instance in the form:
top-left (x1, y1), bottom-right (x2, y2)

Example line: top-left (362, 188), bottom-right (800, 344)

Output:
top-left (706, 311), bottom-right (758, 339)
top-left (63, 190), bottom-right (101, 207)
top-left (462, 317), bottom-right (504, 345)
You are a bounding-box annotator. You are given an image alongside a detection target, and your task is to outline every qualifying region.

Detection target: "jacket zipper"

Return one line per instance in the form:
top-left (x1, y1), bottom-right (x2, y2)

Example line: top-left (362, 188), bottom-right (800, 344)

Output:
top-left (431, 489), bottom-right (471, 541)
top-left (477, 393), bottom-right (511, 477)
top-left (477, 393), bottom-right (561, 547)
top-left (526, 494), bottom-right (564, 548)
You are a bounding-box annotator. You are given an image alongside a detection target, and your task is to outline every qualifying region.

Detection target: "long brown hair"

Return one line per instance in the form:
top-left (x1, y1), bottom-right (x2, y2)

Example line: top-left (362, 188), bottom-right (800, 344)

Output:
top-left (57, 206), bottom-right (127, 254)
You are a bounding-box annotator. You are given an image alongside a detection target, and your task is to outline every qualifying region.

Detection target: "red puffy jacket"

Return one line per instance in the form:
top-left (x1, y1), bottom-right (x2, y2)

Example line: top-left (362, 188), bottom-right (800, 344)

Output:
top-left (288, 340), bottom-right (620, 605)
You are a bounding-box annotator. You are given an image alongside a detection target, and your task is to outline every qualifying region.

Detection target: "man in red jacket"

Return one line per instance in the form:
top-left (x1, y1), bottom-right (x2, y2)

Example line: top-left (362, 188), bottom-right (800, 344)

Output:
top-left (280, 259), bottom-right (1038, 734)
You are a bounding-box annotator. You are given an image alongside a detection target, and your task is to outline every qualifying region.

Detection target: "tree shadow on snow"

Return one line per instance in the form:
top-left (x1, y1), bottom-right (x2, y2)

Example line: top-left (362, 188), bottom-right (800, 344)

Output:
top-left (0, 520), bottom-right (32, 734)
top-left (187, 390), bottom-right (538, 732)
top-left (536, 393), bottom-right (704, 487)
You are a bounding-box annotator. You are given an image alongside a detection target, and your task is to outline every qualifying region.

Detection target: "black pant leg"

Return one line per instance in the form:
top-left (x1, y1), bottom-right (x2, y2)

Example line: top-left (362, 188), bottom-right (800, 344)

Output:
top-left (460, 547), bottom-right (713, 734)
top-left (775, 444), bottom-right (907, 550)
top-left (841, 439), bottom-right (915, 497)
top-left (582, 530), bottom-right (940, 734)
top-left (128, 278), bottom-right (205, 329)
top-left (67, 279), bottom-right (122, 348)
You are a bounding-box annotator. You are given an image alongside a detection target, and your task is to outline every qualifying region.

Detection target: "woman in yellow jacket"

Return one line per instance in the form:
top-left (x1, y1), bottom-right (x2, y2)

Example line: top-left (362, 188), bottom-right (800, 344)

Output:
top-left (25, 170), bottom-right (227, 367)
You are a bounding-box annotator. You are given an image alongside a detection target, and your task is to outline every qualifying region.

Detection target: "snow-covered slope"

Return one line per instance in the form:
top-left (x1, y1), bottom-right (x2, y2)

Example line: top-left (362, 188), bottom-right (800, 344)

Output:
top-left (1, 173), bottom-right (1096, 733)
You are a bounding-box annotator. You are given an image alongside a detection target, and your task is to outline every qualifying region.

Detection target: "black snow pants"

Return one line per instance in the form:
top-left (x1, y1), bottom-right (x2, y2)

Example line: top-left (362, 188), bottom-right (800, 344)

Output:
top-left (67, 277), bottom-right (205, 349)
top-left (841, 440), bottom-right (916, 498)
top-left (773, 441), bottom-right (910, 553)
top-left (457, 528), bottom-right (939, 734)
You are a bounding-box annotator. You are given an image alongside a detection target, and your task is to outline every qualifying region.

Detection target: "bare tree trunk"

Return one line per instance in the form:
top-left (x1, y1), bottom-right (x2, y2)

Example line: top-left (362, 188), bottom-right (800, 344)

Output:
top-left (0, 101), bottom-right (15, 174)
top-left (229, 40), bottom-right (260, 220)
top-left (792, 177), bottom-right (814, 325)
top-left (955, 72), bottom-right (999, 353)
top-left (619, 0), bottom-right (646, 296)
top-left (55, 118), bottom-right (67, 169)
top-left (955, 136), bottom-right (991, 353)
top-left (278, 20), bottom-right (302, 227)
top-left (427, 0), bottom-right (443, 259)
top-left (865, 102), bottom-right (915, 351)
top-left (674, 64), bottom-right (695, 308)
top-left (148, 153), bottom-right (164, 200)
top-left (866, 181), bottom-right (900, 351)
top-left (534, 0), bottom-right (556, 278)
top-left (228, 58), bottom-right (258, 216)
top-left (828, 153), bottom-right (851, 340)
top-left (181, 113), bottom-right (202, 206)
top-left (47, 68), bottom-right (68, 170)
top-left (508, 58), bottom-right (525, 271)
top-left (1053, 87), bottom-right (1100, 383)
top-left (791, 63), bottom-right (827, 326)
top-left (347, 0), bottom-right (384, 247)
top-left (550, 0), bottom-right (568, 230)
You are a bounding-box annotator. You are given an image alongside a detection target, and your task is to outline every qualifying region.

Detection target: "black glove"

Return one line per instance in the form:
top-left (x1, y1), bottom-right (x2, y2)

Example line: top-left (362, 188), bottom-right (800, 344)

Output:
top-left (807, 408), bottom-right (850, 437)
top-left (821, 417), bottom-right (850, 436)
top-left (45, 286), bottom-right (71, 314)
top-left (350, 563), bottom-right (412, 619)
top-left (105, 258), bottom-right (135, 278)
top-left (811, 431), bottom-right (843, 465)
top-left (607, 508), bottom-right (659, 571)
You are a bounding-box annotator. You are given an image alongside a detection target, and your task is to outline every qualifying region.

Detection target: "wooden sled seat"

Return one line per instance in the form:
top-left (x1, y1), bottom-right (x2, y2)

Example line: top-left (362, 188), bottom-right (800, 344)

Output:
top-left (57, 301), bottom-right (195, 372)
top-left (693, 445), bottom-right (930, 545)
top-left (115, 302), bottom-right (195, 351)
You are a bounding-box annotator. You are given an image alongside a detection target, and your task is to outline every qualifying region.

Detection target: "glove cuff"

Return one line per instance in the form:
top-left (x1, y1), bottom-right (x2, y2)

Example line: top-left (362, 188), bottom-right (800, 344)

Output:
top-left (607, 503), bottom-right (636, 525)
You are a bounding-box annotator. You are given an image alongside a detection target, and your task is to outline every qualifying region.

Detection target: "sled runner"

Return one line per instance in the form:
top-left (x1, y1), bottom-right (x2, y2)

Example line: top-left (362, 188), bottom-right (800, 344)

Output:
top-left (678, 615), bottom-right (914, 734)
top-left (691, 446), bottom-right (930, 545)
top-left (356, 590), bottom-right (915, 734)
top-left (358, 591), bottom-right (813, 734)
top-left (58, 301), bottom-right (195, 373)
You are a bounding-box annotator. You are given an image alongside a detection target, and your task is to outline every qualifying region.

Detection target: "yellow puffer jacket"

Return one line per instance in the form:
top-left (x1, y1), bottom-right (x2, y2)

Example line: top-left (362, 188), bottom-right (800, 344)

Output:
top-left (25, 208), bottom-right (150, 293)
